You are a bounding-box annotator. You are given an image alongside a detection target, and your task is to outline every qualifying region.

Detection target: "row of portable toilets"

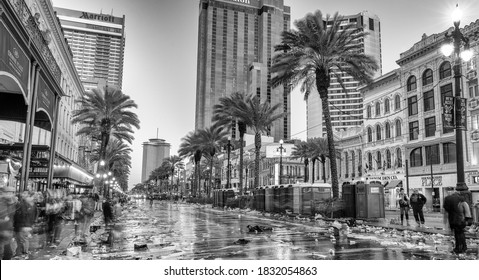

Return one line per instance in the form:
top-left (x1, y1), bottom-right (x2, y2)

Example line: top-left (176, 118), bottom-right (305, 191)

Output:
top-left (213, 182), bottom-right (386, 219)
top-left (213, 184), bottom-right (332, 216)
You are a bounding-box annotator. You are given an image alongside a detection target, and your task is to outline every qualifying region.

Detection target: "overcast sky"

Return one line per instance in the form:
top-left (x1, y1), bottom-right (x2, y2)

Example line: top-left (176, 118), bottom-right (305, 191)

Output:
top-left (52, 0), bottom-right (479, 189)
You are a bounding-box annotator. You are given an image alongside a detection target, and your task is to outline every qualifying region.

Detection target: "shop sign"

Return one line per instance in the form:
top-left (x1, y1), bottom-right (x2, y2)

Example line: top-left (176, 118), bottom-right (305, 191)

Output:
top-left (29, 167), bottom-right (48, 177)
top-left (37, 75), bottom-right (56, 124)
top-left (367, 174), bottom-right (403, 181)
top-left (370, 187), bottom-right (379, 193)
top-left (0, 21), bottom-right (29, 100)
top-left (421, 176), bottom-right (442, 187)
top-left (443, 96), bottom-right (455, 128)
top-left (469, 98), bottom-right (479, 110)
top-left (472, 130), bottom-right (479, 142)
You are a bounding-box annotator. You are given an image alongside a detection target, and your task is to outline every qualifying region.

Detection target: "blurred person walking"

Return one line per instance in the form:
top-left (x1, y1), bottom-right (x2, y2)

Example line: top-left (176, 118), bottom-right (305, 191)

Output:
top-left (409, 189), bottom-right (427, 227)
top-left (13, 192), bottom-right (37, 257)
top-left (0, 187), bottom-right (17, 259)
top-left (102, 198), bottom-right (113, 227)
top-left (443, 191), bottom-right (472, 254)
top-left (79, 194), bottom-right (95, 238)
top-left (45, 190), bottom-right (65, 247)
top-left (397, 188), bottom-right (410, 226)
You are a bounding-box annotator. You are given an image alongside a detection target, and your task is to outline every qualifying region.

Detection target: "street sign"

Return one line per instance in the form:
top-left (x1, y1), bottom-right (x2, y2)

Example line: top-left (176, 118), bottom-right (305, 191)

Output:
top-left (442, 96), bottom-right (455, 129)
top-left (457, 97), bottom-right (467, 130)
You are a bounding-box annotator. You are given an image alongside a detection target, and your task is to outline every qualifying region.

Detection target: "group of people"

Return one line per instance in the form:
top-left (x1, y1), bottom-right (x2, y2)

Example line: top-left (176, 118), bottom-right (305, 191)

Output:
top-left (0, 186), bottom-right (122, 260)
top-left (397, 187), bottom-right (473, 254)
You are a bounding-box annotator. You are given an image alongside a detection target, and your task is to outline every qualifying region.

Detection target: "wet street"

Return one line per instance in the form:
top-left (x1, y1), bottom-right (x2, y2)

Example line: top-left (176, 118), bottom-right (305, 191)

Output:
top-left (77, 199), bottom-right (479, 260)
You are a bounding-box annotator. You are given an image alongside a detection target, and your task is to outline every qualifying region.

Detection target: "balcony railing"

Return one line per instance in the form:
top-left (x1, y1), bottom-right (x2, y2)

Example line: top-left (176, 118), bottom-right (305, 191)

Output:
top-left (7, 0), bottom-right (61, 85)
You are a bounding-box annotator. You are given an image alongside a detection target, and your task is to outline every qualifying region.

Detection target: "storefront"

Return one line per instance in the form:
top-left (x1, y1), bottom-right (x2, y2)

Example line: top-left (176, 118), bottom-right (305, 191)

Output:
top-left (364, 174), bottom-right (405, 210)
top-left (407, 173), bottom-right (458, 212)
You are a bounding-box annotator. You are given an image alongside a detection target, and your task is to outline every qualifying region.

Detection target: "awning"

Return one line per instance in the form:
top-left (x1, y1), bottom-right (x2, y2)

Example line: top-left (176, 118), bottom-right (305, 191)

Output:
top-left (385, 179), bottom-right (403, 189)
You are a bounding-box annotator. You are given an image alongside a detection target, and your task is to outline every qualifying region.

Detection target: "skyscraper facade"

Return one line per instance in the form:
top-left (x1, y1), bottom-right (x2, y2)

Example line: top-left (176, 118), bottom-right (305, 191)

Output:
top-left (54, 7), bottom-right (126, 91)
top-left (307, 11), bottom-right (382, 138)
top-left (141, 138), bottom-right (171, 183)
top-left (195, 0), bottom-right (291, 141)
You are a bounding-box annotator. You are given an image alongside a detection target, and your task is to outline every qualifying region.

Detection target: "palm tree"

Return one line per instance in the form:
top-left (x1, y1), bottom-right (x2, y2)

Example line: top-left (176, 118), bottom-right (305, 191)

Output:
top-left (149, 162), bottom-right (170, 191)
top-left (271, 10), bottom-right (379, 198)
top-left (291, 141), bottom-right (310, 183)
top-left (178, 131), bottom-right (202, 196)
top-left (196, 125), bottom-right (228, 197)
top-left (309, 138), bottom-right (329, 183)
top-left (212, 92), bottom-right (249, 194)
top-left (228, 95), bottom-right (285, 189)
top-left (72, 85), bottom-right (140, 163)
top-left (164, 155), bottom-right (182, 193)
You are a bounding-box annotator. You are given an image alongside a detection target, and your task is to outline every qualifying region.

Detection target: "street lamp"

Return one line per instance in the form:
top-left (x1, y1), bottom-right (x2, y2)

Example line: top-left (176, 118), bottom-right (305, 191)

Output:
top-left (225, 136), bottom-right (233, 189)
top-left (277, 139), bottom-right (285, 185)
top-left (441, 4), bottom-right (473, 204)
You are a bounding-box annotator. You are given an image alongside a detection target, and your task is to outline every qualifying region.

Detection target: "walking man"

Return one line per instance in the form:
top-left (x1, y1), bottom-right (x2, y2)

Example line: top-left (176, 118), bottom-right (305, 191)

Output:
top-left (397, 188), bottom-right (410, 226)
top-left (443, 191), bottom-right (470, 254)
top-left (409, 189), bottom-right (427, 227)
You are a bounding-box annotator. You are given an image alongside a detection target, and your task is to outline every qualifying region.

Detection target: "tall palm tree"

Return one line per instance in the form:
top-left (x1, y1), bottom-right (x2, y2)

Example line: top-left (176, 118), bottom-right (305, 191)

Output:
top-left (164, 155), bottom-right (182, 193)
top-left (178, 131), bottom-right (202, 196)
top-left (196, 125), bottom-right (228, 197)
top-left (212, 92), bottom-right (249, 194)
top-left (228, 95), bottom-right (285, 189)
top-left (291, 141), bottom-right (310, 183)
top-left (271, 10), bottom-right (379, 198)
top-left (72, 85), bottom-right (140, 163)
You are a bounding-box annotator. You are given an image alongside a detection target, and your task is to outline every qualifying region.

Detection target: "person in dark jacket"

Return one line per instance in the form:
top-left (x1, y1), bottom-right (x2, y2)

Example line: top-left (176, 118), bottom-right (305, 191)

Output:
top-left (102, 199), bottom-right (113, 227)
top-left (13, 192), bottom-right (37, 256)
top-left (443, 191), bottom-right (468, 254)
top-left (409, 189), bottom-right (427, 227)
top-left (397, 188), bottom-right (410, 226)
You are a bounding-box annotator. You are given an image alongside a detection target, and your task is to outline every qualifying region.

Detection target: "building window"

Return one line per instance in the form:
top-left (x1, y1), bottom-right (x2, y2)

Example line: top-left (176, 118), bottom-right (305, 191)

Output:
top-left (425, 117), bottom-right (436, 137)
top-left (344, 152), bottom-right (349, 178)
top-left (366, 105), bottom-right (371, 118)
top-left (351, 151), bottom-right (356, 178)
top-left (425, 144), bottom-right (440, 165)
top-left (384, 98), bottom-right (390, 113)
top-left (385, 122), bottom-right (391, 139)
top-left (422, 68), bottom-right (433, 86)
top-left (409, 121), bottom-right (419, 140)
top-left (395, 119), bottom-right (402, 137)
top-left (443, 142), bottom-right (456, 163)
top-left (423, 90), bottom-right (435, 112)
top-left (396, 148), bottom-right (402, 168)
top-left (469, 84), bottom-right (479, 98)
top-left (368, 152), bottom-right (372, 170)
top-left (408, 96), bottom-right (418, 116)
top-left (376, 151), bottom-right (382, 169)
top-left (407, 76), bottom-right (417, 91)
top-left (439, 61), bottom-right (452, 79)
top-left (369, 18), bottom-right (374, 31)
top-left (375, 102), bottom-right (381, 116)
top-left (386, 149), bottom-right (391, 169)
top-left (395, 94), bottom-right (401, 110)
top-left (410, 147), bottom-right (423, 167)
top-left (367, 127), bottom-right (373, 142)
top-left (376, 124), bottom-right (381, 140)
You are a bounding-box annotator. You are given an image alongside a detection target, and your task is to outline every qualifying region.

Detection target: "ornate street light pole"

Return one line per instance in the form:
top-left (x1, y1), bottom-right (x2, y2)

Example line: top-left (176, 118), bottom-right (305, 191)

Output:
top-left (278, 139), bottom-right (285, 185)
top-left (441, 4), bottom-right (473, 204)
top-left (225, 136), bottom-right (233, 189)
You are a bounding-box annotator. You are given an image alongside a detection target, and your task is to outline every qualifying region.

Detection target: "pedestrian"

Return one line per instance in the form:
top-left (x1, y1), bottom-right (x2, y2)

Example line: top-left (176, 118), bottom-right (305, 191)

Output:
top-left (45, 191), bottom-right (64, 248)
top-left (93, 192), bottom-right (100, 211)
top-left (443, 191), bottom-right (471, 254)
top-left (0, 186), bottom-right (17, 260)
top-left (102, 198), bottom-right (113, 227)
top-left (397, 188), bottom-right (410, 226)
top-left (13, 192), bottom-right (37, 258)
top-left (409, 189), bottom-right (427, 227)
top-left (79, 194), bottom-right (95, 238)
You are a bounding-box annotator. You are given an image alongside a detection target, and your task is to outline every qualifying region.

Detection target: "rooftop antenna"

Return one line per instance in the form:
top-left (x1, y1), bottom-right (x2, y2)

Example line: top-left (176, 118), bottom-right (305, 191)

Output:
top-left (100, 9), bottom-right (103, 14)
top-left (111, 9), bottom-right (114, 15)
top-left (156, 128), bottom-right (159, 139)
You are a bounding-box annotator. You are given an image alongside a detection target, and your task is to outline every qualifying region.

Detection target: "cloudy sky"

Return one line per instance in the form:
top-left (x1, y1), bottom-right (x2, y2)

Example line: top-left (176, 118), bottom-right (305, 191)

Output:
top-left (51, 0), bottom-right (479, 189)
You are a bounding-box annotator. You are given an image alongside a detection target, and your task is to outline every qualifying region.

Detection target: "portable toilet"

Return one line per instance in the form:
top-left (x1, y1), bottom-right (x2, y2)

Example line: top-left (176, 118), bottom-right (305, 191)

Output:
top-left (342, 184), bottom-right (356, 218)
top-left (257, 187), bottom-right (265, 211)
top-left (292, 185), bottom-right (302, 214)
top-left (283, 185), bottom-right (294, 213)
top-left (273, 186), bottom-right (281, 213)
top-left (264, 186), bottom-right (274, 212)
top-left (356, 182), bottom-right (385, 219)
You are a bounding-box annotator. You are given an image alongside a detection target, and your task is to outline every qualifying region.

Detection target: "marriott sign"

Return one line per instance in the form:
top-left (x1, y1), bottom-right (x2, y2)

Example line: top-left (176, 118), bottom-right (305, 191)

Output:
top-left (80, 12), bottom-right (115, 23)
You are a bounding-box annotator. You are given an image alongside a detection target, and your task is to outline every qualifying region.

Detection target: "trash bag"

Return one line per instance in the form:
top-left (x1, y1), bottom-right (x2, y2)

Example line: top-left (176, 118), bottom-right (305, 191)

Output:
top-left (134, 244), bottom-right (148, 251)
top-left (67, 246), bottom-right (82, 257)
top-left (233, 239), bottom-right (250, 245)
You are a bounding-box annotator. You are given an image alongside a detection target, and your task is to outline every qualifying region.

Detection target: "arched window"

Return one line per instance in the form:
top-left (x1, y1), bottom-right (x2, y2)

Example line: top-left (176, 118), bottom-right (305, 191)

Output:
top-left (410, 148), bottom-right (423, 167)
top-left (385, 98), bottom-right (390, 113)
top-left (407, 76), bottom-right (417, 91)
top-left (377, 151), bottom-right (382, 169)
top-left (345, 152), bottom-right (349, 177)
top-left (422, 68), bottom-right (433, 86)
top-left (375, 102), bottom-right (381, 116)
top-left (395, 119), bottom-right (402, 137)
top-left (367, 153), bottom-right (373, 170)
top-left (396, 148), bottom-right (403, 168)
top-left (358, 150), bottom-right (362, 175)
top-left (385, 122), bottom-right (391, 139)
top-left (395, 95), bottom-right (401, 110)
top-left (386, 149), bottom-right (391, 169)
top-left (439, 61), bottom-right (452, 79)
top-left (366, 105), bottom-right (372, 118)
top-left (376, 124), bottom-right (382, 141)
top-left (367, 127), bottom-right (373, 142)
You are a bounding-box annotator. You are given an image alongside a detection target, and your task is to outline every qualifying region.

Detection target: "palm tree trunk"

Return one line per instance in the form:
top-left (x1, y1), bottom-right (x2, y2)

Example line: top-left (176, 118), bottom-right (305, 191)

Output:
top-left (311, 158), bottom-right (316, 183)
top-left (304, 159), bottom-right (309, 183)
top-left (254, 132), bottom-right (261, 188)
top-left (238, 123), bottom-right (246, 195)
top-left (209, 159), bottom-right (214, 198)
top-left (321, 157), bottom-right (326, 183)
top-left (320, 95), bottom-right (339, 197)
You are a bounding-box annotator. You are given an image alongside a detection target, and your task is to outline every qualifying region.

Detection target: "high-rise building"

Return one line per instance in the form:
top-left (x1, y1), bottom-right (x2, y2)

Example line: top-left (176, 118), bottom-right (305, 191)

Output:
top-left (54, 7), bottom-right (126, 91)
top-left (195, 0), bottom-right (291, 141)
top-left (141, 139), bottom-right (171, 183)
top-left (307, 11), bottom-right (382, 138)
